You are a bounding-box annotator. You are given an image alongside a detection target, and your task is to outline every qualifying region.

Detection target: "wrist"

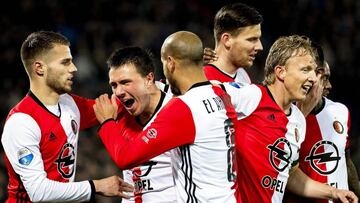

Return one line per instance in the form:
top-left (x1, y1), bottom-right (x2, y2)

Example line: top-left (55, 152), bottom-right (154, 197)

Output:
top-left (328, 186), bottom-right (336, 200)
top-left (88, 180), bottom-right (96, 202)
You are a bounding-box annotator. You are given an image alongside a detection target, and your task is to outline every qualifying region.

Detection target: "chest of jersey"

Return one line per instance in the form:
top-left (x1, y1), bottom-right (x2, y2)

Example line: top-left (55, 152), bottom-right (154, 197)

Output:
top-left (235, 86), bottom-right (305, 203)
top-left (20, 96), bottom-right (80, 182)
top-left (299, 100), bottom-right (349, 190)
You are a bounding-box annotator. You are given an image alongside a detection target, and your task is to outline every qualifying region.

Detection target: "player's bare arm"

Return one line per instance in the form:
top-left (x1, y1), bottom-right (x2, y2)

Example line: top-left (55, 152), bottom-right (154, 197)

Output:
top-left (346, 150), bottom-right (360, 197)
top-left (287, 164), bottom-right (358, 203)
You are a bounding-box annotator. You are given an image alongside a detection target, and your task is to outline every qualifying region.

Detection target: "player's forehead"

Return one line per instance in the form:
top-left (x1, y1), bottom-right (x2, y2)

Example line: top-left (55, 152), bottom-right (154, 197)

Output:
top-left (43, 44), bottom-right (72, 62)
top-left (236, 24), bottom-right (262, 38)
top-left (109, 64), bottom-right (141, 81)
top-left (287, 51), bottom-right (316, 67)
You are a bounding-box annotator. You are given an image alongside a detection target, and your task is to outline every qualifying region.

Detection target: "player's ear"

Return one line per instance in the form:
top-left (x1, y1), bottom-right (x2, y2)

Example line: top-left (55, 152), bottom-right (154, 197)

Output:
top-left (34, 61), bottom-right (45, 76)
top-left (274, 65), bottom-right (286, 81)
top-left (167, 56), bottom-right (176, 73)
top-left (145, 72), bottom-right (155, 86)
top-left (221, 33), bottom-right (232, 49)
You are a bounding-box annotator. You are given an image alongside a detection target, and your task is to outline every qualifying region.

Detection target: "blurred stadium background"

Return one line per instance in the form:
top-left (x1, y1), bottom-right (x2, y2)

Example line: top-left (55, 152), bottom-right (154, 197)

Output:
top-left (1, 0), bottom-right (359, 202)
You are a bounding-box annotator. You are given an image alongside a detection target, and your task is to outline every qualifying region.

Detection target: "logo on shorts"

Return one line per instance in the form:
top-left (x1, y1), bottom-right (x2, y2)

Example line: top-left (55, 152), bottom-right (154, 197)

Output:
top-left (17, 148), bottom-right (34, 166)
top-left (55, 143), bottom-right (75, 178)
top-left (267, 137), bottom-right (292, 172)
top-left (333, 120), bottom-right (344, 134)
top-left (71, 119), bottom-right (78, 134)
top-left (305, 140), bottom-right (340, 175)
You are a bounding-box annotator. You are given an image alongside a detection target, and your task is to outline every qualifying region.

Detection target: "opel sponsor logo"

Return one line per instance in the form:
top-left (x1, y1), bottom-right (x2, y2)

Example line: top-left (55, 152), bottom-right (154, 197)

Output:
top-left (267, 138), bottom-right (292, 172)
top-left (305, 140), bottom-right (340, 175)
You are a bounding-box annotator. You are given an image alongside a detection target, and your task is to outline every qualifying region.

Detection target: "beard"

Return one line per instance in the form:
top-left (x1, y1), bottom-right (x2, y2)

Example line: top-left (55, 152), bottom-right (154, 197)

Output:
top-left (46, 75), bottom-right (72, 94)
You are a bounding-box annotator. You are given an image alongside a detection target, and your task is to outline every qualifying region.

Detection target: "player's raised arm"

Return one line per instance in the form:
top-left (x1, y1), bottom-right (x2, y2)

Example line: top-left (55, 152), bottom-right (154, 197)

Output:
top-left (94, 93), bottom-right (196, 169)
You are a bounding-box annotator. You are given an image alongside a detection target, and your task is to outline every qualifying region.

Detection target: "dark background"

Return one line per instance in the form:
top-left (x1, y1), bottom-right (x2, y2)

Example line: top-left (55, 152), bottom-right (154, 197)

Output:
top-left (1, 0), bottom-right (359, 202)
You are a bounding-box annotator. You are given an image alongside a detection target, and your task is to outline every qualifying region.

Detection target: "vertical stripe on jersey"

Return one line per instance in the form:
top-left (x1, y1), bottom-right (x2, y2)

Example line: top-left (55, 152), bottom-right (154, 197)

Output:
top-left (345, 111), bottom-right (351, 149)
top-left (180, 145), bottom-right (198, 203)
top-left (132, 167), bottom-right (143, 203)
top-left (300, 115), bottom-right (328, 183)
top-left (212, 85), bottom-right (238, 182)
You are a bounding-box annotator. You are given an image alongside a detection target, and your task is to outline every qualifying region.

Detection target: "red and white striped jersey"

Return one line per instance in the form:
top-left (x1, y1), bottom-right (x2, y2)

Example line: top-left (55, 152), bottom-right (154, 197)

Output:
top-left (224, 83), bottom-right (306, 203)
top-left (98, 81), bottom-right (238, 202)
top-left (284, 97), bottom-right (350, 203)
top-left (1, 92), bottom-right (97, 203)
top-left (120, 91), bottom-right (177, 203)
top-left (204, 64), bottom-right (251, 85)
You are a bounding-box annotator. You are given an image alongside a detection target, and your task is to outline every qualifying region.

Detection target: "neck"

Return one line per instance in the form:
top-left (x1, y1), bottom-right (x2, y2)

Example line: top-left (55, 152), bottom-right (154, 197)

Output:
top-left (138, 87), bottom-right (162, 125)
top-left (178, 66), bottom-right (208, 95)
top-left (211, 46), bottom-right (238, 75)
top-left (30, 81), bottom-right (60, 105)
top-left (267, 83), bottom-right (292, 114)
top-left (313, 97), bottom-right (324, 113)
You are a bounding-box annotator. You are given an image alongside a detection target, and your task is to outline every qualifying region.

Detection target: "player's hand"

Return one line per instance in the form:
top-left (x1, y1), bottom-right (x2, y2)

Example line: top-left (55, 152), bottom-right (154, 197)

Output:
top-left (330, 187), bottom-right (358, 203)
top-left (203, 47), bottom-right (218, 64)
top-left (93, 93), bottom-right (119, 123)
top-left (93, 175), bottom-right (134, 199)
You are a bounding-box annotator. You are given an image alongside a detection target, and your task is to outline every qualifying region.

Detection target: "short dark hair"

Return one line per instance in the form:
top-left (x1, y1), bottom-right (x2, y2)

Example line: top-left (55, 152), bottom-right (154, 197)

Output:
top-left (21, 31), bottom-right (70, 70)
top-left (107, 46), bottom-right (155, 77)
top-left (311, 41), bottom-right (325, 69)
top-left (214, 3), bottom-right (263, 42)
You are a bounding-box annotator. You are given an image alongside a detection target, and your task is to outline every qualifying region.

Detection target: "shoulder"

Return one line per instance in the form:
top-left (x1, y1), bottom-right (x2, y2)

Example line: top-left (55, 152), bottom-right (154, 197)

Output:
top-left (324, 97), bottom-right (348, 112)
top-left (224, 83), bottom-right (262, 98)
top-left (2, 113), bottom-right (40, 143)
top-left (60, 93), bottom-right (77, 105)
top-left (290, 104), bottom-right (306, 124)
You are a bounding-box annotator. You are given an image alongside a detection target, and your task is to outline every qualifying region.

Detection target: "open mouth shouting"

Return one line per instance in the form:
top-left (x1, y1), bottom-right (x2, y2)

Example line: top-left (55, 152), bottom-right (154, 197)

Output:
top-left (302, 84), bottom-right (312, 94)
top-left (123, 98), bottom-right (135, 108)
top-left (121, 98), bottom-right (137, 115)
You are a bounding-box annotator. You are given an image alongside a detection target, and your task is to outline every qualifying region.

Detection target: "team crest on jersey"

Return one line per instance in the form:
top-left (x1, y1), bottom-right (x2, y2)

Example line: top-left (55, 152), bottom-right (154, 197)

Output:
top-left (17, 148), bottom-right (34, 166)
top-left (267, 138), bottom-right (292, 172)
top-left (333, 120), bottom-right (344, 134)
top-left (71, 119), bottom-right (78, 134)
top-left (55, 143), bottom-right (75, 178)
top-left (294, 128), bottom-right (299, 143)
top-left (305, 140), bottom-right (340, 175)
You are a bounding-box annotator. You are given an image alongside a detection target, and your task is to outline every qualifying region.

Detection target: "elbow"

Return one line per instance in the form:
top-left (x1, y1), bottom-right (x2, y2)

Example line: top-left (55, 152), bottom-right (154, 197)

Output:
top-left (24, 177), bottom-right (48, 202)
top-left (27, 189), bottom-right (43, 202)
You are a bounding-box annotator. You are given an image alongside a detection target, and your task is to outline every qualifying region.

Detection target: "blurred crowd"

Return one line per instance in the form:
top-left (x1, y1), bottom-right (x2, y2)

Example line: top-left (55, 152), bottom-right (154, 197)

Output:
top-left (1, 0), bottom-right (360, 202)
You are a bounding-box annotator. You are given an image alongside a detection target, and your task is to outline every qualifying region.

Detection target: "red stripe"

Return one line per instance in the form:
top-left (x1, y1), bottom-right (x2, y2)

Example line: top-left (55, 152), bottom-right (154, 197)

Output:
top-left (132, 167), bottom-right (143, 203)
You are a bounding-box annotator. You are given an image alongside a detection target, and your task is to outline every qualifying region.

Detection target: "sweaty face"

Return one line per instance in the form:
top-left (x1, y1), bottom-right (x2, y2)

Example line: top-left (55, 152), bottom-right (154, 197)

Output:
top-left (283, 52), bottom-right (317, 102)
top-left (45, 44), bottom-right (77, 94)
top-left (109, 64), bottom-right (151, 116)
top-left (228, 24), bottom-right (263, 69)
